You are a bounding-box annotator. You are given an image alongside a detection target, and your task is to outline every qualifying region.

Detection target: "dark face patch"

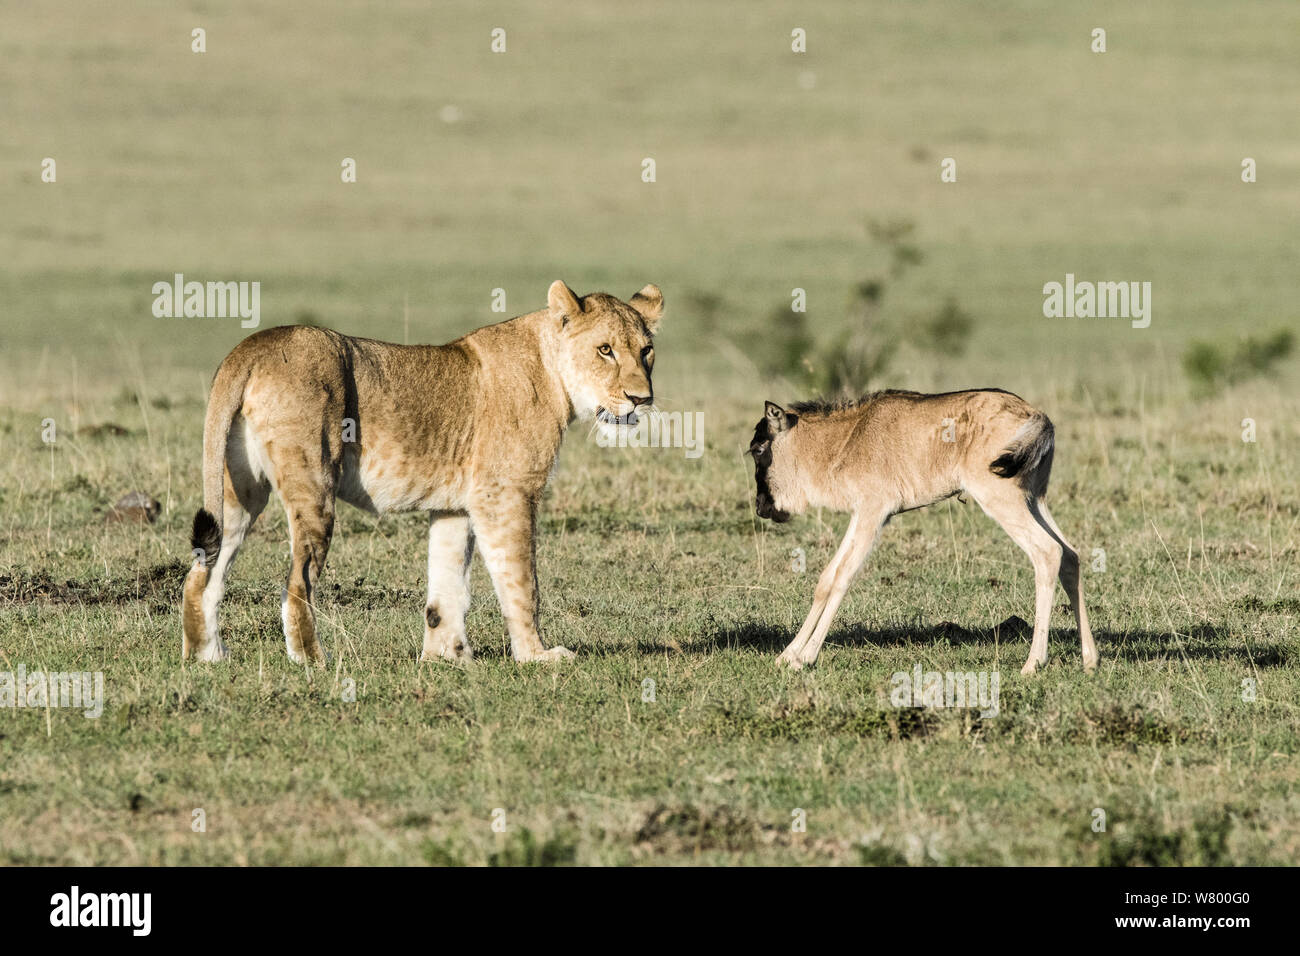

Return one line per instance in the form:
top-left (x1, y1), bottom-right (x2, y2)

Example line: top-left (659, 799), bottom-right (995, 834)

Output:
top-left (748, 418), bottom-right (790, 523)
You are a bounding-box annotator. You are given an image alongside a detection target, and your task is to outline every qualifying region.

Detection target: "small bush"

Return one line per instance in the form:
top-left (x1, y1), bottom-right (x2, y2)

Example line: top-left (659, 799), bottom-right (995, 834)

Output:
top-left (487, 827), bottom-right (578, 867)
top-left (749, 305), bottom-right (817, 388)
top-left (1182, 328), bottom-right (1294, 395)
top-left (916, 298), bottom-right (974, 357)
top-left (1095, 808), bottom-right (1236, 867)
top-left (744, 219), bottom-right (974, 396)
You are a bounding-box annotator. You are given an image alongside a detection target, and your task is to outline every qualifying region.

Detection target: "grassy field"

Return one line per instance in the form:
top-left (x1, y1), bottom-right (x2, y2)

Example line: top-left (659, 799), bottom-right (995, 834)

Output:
top-left (1, 0), bottom-right (1298, 865)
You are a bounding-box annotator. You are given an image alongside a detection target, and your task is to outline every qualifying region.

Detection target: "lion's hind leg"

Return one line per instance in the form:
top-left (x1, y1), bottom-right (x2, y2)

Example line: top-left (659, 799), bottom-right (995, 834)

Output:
top-left (182, 424), bottom-right (271, 662)
top-left (278, 481), bottom-right (336, 667)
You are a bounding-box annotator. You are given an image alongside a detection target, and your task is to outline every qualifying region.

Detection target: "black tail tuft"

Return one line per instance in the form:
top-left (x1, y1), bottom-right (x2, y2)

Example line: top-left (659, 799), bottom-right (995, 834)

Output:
top-left (989, 414), bottom-right (1055, 495)
top-left (190, 509), bottom-right (221, 568)
top-left (989, 452), bottom-right (1022, 478)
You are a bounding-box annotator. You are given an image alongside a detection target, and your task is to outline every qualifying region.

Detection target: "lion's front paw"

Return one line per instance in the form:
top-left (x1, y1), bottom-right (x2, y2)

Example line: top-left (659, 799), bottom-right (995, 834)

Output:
top-left (287, 639), bottom-right (329, 667)
top-left (191, 638), bottom-right (230, 663)
top-left (421, 635), bottom-right (474, 663)
top-left (421, 645), bottom-right (474, 663)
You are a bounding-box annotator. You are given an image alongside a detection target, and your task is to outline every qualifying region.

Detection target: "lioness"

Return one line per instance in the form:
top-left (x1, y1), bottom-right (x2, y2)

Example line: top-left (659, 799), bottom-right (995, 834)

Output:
top-left (181, 280), bottom-right (663, 665)
top-left (749, 390), bottom-right (1096, 675)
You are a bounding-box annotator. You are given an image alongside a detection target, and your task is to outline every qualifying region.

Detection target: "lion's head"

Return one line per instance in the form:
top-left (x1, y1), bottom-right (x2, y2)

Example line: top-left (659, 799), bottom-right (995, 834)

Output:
top-left (547, 280), bottom-right (662, 433)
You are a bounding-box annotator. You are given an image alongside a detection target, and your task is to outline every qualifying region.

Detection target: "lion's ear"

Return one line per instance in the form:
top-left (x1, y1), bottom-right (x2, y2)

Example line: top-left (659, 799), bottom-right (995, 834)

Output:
top-left (548, 280), bottom-right (582, 326)
top-left (630, 283), bottom-right (663, 333)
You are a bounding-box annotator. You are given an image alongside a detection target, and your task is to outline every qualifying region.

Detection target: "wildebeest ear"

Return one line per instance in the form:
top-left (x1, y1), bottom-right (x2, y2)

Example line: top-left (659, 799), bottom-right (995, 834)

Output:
top-left (630, 283), bottom-right (663, 333)
top-left (548, 280), bottom-right (582, 326)
top-left (764, 401), bottom-right (795, 432)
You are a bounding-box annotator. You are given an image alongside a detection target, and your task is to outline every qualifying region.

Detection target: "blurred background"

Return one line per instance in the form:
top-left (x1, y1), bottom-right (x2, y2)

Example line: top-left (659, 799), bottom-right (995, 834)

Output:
top-left (3, 0), bottom-right (1297, 416)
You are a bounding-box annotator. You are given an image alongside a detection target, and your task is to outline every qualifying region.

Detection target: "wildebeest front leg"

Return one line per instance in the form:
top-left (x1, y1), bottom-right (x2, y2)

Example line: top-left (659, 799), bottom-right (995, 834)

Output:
top-left (777, 513), bottom-right (860, 667)
top-left (778, 510), bottom-right (886, 669)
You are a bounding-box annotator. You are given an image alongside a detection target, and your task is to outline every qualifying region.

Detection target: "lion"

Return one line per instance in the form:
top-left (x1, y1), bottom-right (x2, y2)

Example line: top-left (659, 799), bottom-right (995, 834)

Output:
top-left (181, 280), bottom-right (663, 665)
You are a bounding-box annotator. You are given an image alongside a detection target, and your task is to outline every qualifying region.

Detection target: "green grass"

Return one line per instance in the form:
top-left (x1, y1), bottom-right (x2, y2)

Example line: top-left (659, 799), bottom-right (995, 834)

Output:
top-left (1, 0), bottom-right (1297, 865)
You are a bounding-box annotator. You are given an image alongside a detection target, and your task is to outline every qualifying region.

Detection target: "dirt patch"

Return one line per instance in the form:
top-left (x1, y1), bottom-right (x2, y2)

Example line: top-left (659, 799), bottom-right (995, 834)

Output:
top-left (76, 423), bottom-right (132, 439)
top-left (705, 697), bottom-right (937, 741)
top-left (318, 580), bottom-right (422, 609)
top-left (1234, 596), bottom-right (1300, 614)
top-left (631, 803), bottom-right (855, 861)
top-left (634, 803), bottom-right (760, 855)
top-left (0, 562), bottom-right (187, 610)
top-left (0, 565), bottom-right (423, 614)
top-left (1077, 704), bottom-right (1191, 746)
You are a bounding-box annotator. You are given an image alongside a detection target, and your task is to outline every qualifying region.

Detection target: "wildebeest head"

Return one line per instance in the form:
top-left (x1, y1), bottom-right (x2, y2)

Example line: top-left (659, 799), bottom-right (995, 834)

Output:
top-left (748, 400), bottom-right (798, 522)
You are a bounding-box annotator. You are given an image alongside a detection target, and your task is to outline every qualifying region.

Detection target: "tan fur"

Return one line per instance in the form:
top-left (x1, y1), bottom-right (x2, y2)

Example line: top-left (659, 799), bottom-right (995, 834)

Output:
top-left (181, 280), bottom-right (663, 665)
top-left (750, 389), bottom-right (1096, 675)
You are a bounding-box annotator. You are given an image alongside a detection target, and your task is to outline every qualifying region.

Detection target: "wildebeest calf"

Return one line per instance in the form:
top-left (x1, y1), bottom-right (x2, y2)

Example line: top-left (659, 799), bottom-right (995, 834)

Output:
top-left (748, 389), bottom-right (1097, 675)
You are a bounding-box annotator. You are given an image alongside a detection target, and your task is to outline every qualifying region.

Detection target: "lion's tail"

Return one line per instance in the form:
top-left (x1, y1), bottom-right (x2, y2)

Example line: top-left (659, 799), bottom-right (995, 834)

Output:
top-left (181, 357), bottom-right (252, 659)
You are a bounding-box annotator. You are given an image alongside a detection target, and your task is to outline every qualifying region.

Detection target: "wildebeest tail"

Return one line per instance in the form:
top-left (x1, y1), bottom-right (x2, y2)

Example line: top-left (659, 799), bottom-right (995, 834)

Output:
top-left (989, 411), bottom-right (1054, 496)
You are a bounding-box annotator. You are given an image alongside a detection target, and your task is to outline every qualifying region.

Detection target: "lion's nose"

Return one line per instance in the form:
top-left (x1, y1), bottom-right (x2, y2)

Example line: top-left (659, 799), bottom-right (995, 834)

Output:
top-left (626, 391), bottom-right (653, 407)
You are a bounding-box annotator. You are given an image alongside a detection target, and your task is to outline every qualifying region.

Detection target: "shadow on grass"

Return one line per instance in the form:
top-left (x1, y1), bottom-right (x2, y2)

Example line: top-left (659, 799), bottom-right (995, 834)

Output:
top-left (658, 620), bottom-right (1285, 666)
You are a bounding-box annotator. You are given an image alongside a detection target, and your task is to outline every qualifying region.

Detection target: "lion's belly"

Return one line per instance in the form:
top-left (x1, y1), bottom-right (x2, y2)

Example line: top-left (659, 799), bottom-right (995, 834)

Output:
top-left (339, 441), bottom-right (469, 515)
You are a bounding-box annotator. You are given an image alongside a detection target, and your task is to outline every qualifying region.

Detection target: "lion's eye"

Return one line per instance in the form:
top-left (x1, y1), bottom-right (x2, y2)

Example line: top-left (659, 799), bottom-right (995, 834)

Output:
top-left (641, 346), bottom-right (654, 362)
top-left (598, 344), bottom-right (613, 357)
